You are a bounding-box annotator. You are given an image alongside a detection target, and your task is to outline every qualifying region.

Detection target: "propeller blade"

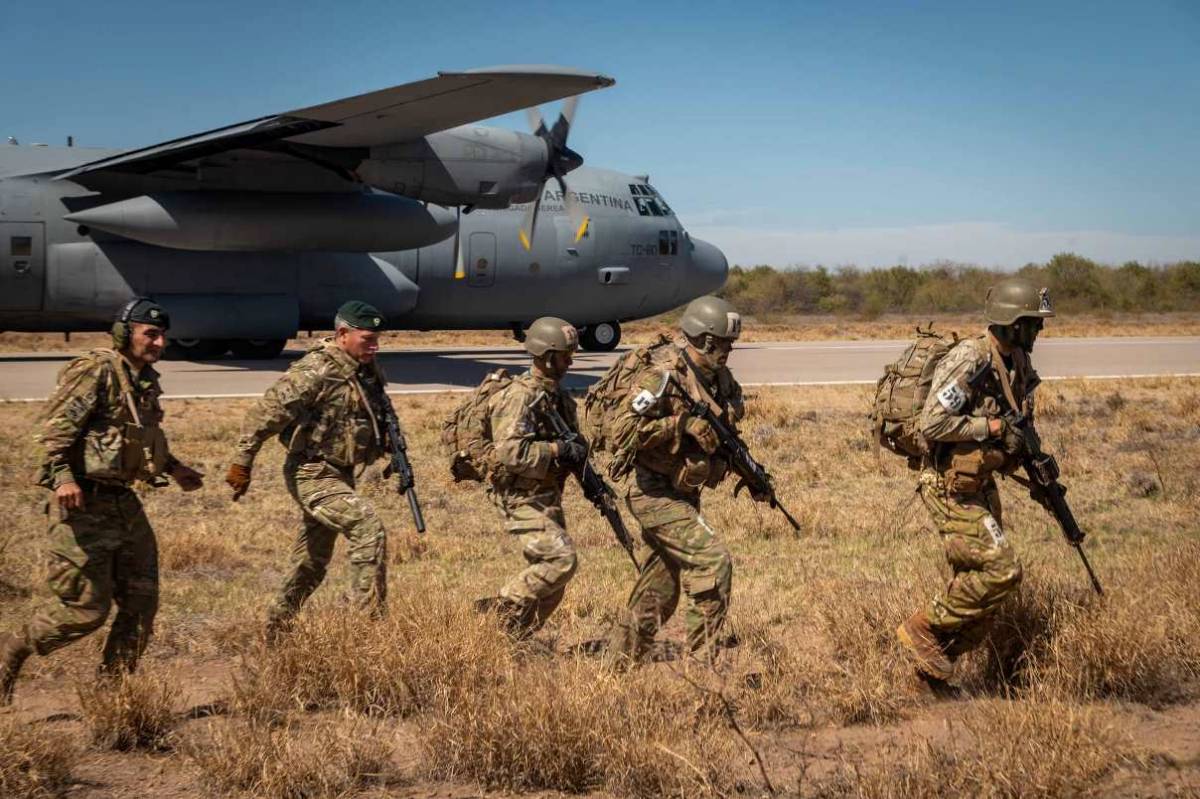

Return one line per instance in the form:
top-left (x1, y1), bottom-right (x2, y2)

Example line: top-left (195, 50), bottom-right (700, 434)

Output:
top-left (453, 206), bottom-right (465, 279)
top-left (549, 95), bottom-right (579, 147)
top-left (518, 182), bottom-right (545, 251)
top-left (559, 180), bottom-right (590, 243)
top-left (525, 106), bottom-right (547, 138)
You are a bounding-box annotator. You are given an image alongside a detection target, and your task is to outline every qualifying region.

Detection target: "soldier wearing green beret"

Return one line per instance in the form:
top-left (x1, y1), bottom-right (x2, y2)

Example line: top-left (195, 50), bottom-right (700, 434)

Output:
top-left (1, 298), bottom-right (204, 705)
top-left (225, 301), bottom-right (401, 638)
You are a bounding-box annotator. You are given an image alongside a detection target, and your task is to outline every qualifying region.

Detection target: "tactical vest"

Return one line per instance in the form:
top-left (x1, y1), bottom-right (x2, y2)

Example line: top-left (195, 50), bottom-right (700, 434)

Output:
top-left (934, 337), bottom-right (1037, 493)
top-left (281, 343), bottom-right (387, 468)
top-left (76, 349), bottom-right (170, 485)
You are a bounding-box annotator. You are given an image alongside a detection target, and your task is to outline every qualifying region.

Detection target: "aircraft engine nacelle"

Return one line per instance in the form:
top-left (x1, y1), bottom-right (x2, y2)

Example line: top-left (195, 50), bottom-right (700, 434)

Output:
top-left (62, 191), bottom-right (457, 252)
top-left (358, 126), bottom-right (546, 209)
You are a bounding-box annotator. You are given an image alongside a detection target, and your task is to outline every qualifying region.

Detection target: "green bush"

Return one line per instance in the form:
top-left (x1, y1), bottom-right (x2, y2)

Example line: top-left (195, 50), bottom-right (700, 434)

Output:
top-left (716, 254), bottom-right (1200, 317)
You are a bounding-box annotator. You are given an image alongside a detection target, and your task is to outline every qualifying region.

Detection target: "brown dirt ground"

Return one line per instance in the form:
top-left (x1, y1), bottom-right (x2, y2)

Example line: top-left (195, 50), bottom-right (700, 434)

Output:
top-left (2, 311), bottom-right (1198, 353)
top-left (2, 378), bottom-right (1199, 797)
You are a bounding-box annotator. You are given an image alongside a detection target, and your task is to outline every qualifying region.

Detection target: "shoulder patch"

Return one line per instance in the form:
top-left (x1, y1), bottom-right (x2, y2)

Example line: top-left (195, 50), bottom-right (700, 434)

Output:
top-left (936, 382), bottom-right (968, 413)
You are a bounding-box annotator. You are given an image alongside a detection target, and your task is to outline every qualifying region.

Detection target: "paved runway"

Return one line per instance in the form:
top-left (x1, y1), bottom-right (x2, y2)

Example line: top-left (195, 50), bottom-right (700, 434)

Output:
top-left (1, 337), bottom-right (1197, 400)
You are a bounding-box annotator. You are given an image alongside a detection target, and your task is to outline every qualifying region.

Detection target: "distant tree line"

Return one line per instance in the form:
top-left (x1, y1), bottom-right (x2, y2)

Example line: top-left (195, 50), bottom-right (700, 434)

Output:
top-left (717, 253), bottom-right (1200, 317)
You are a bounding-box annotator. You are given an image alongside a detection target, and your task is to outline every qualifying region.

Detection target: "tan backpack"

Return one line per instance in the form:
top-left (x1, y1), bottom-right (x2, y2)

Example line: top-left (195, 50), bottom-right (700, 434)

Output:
top-left (441, 368), bottom-right (513, 482)
top-left (582, 332), bottom-right (674, 479)
top-left (870, 325), bottom-right (959, 466)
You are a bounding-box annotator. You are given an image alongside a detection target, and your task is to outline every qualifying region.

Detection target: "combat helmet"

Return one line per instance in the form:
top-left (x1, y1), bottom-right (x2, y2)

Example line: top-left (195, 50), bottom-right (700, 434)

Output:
top-left (984, 278), bottom-right (1056, 326)
top-left (524, 317), bottom-right (579, 357)
top-left (680, 296), bottom-right (742, 341)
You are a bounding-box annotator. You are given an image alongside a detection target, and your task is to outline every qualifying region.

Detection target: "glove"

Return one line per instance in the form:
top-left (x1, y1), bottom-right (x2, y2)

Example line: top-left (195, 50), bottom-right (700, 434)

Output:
top-left (556, 439), bottom-right (587, 466)
top-left (225, 463), bottom-right (252, 502)
top-left (684, 416), bottom-right (719, 454)
top-left (998, 418), bottom-right (1027, 457)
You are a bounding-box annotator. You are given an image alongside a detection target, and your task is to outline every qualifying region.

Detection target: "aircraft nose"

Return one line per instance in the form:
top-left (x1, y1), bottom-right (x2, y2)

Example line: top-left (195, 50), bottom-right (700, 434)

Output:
top-left (688, 237), bottom-right (729, 294)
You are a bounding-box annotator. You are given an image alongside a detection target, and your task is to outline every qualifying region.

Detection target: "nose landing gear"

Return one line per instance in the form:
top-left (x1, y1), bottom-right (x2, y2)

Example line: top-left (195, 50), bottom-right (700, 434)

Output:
top-left (578, 321), bottom-right (621, 352)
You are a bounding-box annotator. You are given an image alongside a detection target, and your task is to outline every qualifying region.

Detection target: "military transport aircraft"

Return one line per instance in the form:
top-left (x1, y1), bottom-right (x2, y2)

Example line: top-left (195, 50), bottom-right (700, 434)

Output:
top-left (0, 65), bottom-right (727, 358)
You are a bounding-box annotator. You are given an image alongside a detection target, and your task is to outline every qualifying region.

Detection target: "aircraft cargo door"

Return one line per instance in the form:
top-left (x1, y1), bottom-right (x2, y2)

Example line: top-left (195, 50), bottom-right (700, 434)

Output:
top-left (468, 232), bottom-right (496, 287)
top-left (0, 222), bottom-right (44, 310)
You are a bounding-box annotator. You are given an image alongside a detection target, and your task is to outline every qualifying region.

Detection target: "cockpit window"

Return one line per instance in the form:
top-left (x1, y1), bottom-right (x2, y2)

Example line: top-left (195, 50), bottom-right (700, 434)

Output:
top-left (630, 183), bottom-right (673, 217)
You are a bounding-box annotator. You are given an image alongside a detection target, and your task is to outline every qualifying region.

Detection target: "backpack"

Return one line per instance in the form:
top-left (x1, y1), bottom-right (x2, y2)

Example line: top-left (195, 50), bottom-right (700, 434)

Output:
top-left (870, 325), bottom-right (959, 465)
top-left (582, 332), bottom-right (674, 478)
top-left (441, 368), bottom-right (513, 482)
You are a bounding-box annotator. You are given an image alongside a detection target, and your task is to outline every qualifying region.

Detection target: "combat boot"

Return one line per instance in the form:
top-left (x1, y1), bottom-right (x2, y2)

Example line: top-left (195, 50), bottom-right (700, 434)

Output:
top-left (0, 631), bottom-right (33, 706)
top-left (896, 610), bottom-right (954, 682)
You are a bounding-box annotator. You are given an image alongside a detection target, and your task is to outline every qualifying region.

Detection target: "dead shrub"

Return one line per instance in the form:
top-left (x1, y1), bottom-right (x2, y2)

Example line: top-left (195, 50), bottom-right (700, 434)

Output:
top-left (232, 596), bottom-right (512, 722)
top-left (419, 659), bottom-right (738, 797)
top-left (0, 718), bottom-right (77, 798)
top-left (189, 717), bottom-right (394, 798)
top-left (811, 698), bottom-right (1149, 798)
top-left (77, 670), bottom-right (176, 751)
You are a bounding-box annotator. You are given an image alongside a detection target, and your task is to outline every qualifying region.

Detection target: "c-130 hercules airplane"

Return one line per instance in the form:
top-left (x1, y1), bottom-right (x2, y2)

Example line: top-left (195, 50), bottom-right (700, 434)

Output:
top-left (0, 65), bottom-right (727, 358)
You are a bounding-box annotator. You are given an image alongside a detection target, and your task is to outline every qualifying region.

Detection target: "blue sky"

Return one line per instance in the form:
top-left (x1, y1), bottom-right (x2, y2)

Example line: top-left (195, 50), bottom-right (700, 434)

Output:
top-left (3, 0), bottom-right (1197, 267)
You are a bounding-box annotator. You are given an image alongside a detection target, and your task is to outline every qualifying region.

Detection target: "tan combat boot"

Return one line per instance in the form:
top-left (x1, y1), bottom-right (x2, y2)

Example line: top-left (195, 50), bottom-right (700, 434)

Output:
top-left (0, 631), bottom-right (33, 706)
top-left (896, 610), bottom-right (954, 682)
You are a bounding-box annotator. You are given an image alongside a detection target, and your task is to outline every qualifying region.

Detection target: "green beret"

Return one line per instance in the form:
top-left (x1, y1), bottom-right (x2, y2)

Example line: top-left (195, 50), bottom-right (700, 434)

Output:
top-left (336, 300), bottom-right (386, 331)
top-left (121, 298), bottom-right (170, 329)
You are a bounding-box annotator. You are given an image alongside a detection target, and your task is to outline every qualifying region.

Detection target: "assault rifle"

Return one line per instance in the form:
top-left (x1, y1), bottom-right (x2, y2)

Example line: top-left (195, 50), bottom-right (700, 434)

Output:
top-left (1004, 412), bottom-right (1102, 595)
top-left (532, 391), bottom-right (639, 569)
top-left (381, 402), bottom-right (426, 534)
top-left (665, 371), bottom-right (802, 533)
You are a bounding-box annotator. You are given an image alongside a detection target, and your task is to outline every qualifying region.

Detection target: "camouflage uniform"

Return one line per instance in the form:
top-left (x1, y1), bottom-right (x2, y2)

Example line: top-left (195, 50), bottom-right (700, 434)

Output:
top-left (487, 371), bottom-right (580, 630)
top-left (606, 341), bottom-right (743, 664)
top-left (23, 349), bottom-right (177, 669)
top-left (233, 339), bottom-right (394, 623)
top-left (918, 334), bottom-right (1036, 653)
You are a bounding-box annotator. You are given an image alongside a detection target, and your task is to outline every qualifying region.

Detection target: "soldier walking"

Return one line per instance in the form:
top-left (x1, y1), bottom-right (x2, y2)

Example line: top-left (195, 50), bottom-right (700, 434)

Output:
top-left (224, 302), bottom-right (400, 638)
top-left (603, 296), bottom-right (766, 669)
top-left (0, 298), bottom-right (204, 704)
top-left (897, 278), bottom-right (1055, 687)
top-left (474, 317), bottom-right (585, 638)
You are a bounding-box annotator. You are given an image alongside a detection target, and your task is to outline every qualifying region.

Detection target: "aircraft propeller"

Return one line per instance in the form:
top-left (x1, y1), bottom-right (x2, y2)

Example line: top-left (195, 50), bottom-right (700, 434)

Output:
top-left (518, 96), bottom-right (590, 251)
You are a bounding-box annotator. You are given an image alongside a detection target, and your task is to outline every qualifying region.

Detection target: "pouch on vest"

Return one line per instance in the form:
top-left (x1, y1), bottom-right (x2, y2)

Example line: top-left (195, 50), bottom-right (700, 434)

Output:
top-left (943, 444), bottom-right (1006, 494)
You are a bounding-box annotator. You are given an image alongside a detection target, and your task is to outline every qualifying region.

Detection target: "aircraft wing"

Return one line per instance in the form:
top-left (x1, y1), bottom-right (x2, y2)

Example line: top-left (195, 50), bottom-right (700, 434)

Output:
top-left (55, 66), bottom-right (614, 181)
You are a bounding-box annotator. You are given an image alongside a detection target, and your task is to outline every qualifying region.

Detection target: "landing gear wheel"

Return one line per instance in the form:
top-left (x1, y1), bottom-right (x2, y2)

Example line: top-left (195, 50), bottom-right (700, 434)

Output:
top-left (164, 338), bottom-right (229, 360)
top-left (228, 338), bottom-right (287, 359)
top-left (579, 321), bottom-right (620, 352)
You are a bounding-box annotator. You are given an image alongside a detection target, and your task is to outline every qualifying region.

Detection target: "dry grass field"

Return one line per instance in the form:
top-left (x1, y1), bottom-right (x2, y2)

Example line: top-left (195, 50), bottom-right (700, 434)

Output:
top-left (2, 310), bottom-right (1199, 354)
top-left (1, 377), bottom-right (1198, 797)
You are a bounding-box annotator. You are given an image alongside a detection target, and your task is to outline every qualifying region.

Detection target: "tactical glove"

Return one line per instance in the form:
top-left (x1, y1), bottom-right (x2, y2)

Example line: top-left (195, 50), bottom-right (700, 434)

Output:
top-left (684, 416), bottom-right (719, 454)
top-left (556, 439), bottom-right (588, 466)
top-left (225, 463), bottom-right (252, 501)
top-left (998, 419), bottom-right (1027, 457)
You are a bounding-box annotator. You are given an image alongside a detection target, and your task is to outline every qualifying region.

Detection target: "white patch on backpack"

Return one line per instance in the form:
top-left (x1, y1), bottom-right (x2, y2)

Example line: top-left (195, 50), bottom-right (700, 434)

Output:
top-left (937, 382), bottom-right (967, 412)
top-left (982, 515), bottom-right (1006, 547)
top-left (631, 389), bottom-right (657, 415)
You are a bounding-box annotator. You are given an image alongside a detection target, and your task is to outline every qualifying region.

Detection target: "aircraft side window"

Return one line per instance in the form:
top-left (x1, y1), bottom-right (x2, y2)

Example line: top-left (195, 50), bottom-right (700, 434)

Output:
top-left (646, 199), bottom-right (663, 217)
top-left (11, 236), bottom-right (32, 257)
top-left (669, 230), bottom-right (678, 255)
top-left (658, 230), bottom-right (670, 256)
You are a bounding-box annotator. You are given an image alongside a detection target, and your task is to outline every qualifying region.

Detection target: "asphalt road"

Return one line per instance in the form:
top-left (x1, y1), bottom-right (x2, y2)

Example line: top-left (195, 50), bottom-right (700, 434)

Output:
top-left (1, 337), bottom-right (1197, 401)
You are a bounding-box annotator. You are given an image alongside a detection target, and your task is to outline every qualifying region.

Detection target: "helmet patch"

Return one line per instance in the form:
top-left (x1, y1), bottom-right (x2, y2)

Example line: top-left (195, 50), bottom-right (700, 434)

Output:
top-left (1039, 288), bottom-right (1053, 313)
top-left (725, 312), bottom-right (742, 339)
top-left (560, 325), bottom-right (579, 349)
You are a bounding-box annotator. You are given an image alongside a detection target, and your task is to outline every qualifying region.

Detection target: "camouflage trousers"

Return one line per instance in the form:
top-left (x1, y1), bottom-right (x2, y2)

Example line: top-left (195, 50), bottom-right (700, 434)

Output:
top-left (493, 486), bottom-right (578, 630)
top-left (269, 459), bottom-right (387, 624)
top-left (607, 469), bottom-right (733, 666)
top-left (920, 472), bottom-right (1023, 655)
top-left (23, 485), bottom-right (158, 671)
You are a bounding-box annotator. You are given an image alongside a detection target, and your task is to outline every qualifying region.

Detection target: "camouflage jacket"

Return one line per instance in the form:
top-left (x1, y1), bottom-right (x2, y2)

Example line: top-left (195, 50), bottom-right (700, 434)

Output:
top-left (36, 348), bottom-right (176, 489)
top-left (233, 339), bottom-right (391, 470)
top-left (612, 341), bottom-right (744, 494)
top-left (488, 370), bottom-right (581, 493)
top-left (920, 333), bottom-right (1038, 477)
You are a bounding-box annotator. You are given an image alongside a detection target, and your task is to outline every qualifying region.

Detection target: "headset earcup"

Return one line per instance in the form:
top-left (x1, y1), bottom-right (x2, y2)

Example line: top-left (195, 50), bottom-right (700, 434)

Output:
top-left (111, 321), bottom-right (128, 349)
